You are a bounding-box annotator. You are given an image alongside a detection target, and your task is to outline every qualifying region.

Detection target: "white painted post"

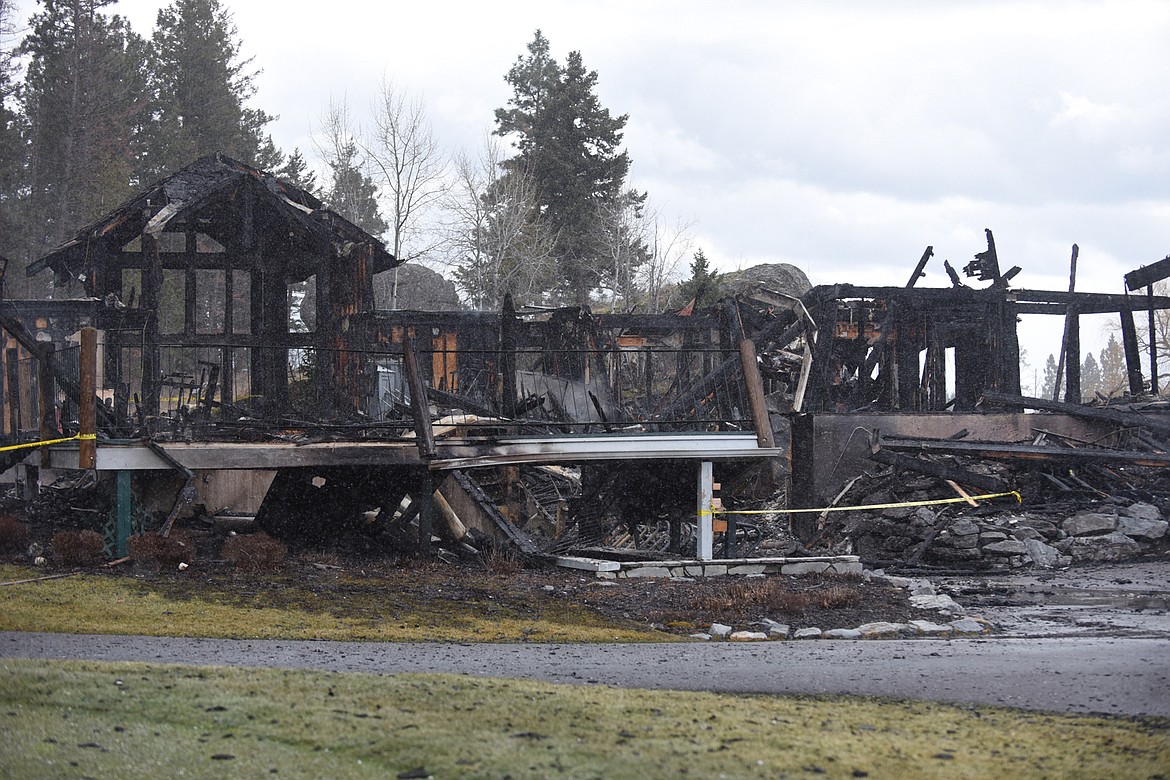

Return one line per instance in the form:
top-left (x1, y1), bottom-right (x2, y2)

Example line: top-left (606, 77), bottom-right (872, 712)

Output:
top-left (697, 461), bottom-right (714, 561)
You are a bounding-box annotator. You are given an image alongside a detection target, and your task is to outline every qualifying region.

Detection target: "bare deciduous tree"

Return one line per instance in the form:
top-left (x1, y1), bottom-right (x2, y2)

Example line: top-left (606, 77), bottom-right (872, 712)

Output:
top-left (641, 212), bottom-right (696, 313)
top-left (445, 134), bottom-right (556, 310)
top-left (365, 78), bottom-right (447, 308)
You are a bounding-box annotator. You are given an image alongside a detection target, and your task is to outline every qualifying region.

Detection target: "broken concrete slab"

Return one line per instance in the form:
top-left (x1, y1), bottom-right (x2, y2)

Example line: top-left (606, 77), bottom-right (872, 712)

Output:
top-left (1117, 515), bottom-right (1168, 541)
top-left (1063, 512), bottom-right (1117, 536)
top-left (1025, 538), bottom-right (1070, 569)
top-left (1069, 532), bottom-right (1144, 562)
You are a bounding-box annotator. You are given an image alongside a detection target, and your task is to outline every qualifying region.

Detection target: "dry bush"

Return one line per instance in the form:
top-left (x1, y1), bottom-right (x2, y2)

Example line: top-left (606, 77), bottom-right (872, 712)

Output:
top-left (52, 530), bottom-right (106, 567)
top-left (483, 545), bottom-right (523, 576)
top-left (129, 531), bottom-right (195, 567)
top-left (690, 578), bottom-right (807, 614)
top-left (221, 532), bottom-right (288, 572)
top-left (817, 586), bottom-right (862, 609)
top-left (0, 513), bottom-right (29, 553)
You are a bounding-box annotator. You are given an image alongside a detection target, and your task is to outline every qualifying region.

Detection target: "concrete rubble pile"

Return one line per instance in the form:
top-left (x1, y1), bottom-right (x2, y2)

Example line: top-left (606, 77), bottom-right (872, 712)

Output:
top-left (811, 444), bottom-right (1170, 572)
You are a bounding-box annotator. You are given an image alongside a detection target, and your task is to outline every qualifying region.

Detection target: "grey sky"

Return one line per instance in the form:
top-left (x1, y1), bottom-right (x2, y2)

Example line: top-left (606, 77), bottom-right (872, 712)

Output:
top-left (11, 0), bottom-right (1170, 370)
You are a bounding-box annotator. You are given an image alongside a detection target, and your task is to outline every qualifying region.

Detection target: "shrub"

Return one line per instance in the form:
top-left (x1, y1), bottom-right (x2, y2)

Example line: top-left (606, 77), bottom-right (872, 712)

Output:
top-left (0, 513), bottom-right (29, 553)
top-left (483, 545), bottom-right (524, 576)
top-left (221, 532), bottom-right (287, 572)
top-left (51, 530), bottom-right (105, 567)
top-left (129, 531), bottom-right (195, 568)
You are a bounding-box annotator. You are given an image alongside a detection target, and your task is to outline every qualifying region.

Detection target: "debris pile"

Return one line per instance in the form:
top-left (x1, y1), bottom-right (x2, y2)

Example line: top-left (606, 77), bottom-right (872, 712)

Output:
top-left (810, 406), bottom-right (1170, 572)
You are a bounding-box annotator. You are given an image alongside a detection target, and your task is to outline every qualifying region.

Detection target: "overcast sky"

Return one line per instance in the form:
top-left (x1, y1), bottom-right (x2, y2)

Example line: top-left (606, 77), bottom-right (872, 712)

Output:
top-left (12, 0), bottom-right (1170, 372)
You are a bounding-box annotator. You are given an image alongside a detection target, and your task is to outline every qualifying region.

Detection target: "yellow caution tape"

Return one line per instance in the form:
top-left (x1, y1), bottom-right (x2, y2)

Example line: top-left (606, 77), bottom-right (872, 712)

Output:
top-left (0, 432), bottom-right (94, 453)
top-left (702, 490), bottom-right (1022, 516)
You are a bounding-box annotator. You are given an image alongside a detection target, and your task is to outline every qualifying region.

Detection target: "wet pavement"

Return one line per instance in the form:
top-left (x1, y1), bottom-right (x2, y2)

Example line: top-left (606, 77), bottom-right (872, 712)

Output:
top-left (936, 560), bottom-right (1170, 639)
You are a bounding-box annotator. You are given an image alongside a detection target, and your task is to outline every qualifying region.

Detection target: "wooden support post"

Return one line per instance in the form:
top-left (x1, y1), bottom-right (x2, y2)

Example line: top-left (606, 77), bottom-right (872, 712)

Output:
top-left (1119, 303), bottom-right (1145, 395)
top-left (738, 339), bottom-right (775, 448)
top-left (1063, 306), bottom-right (1081, 403)
top-left (403, 338), bottom-right (435, 458)
top-left (116, 470), bottom-right (132, 558)
top-left (6, 347), bottom-right (21, 437)
top-left (1053, 244), bottom-right (1078, 402)
top-left (38, 343), bottom-right (56, 467)
top-left (789, 411), bottom-right (817, 541)
top-left (79, 328), bottom-right (97, 469)
top-left (696, 460), bottom-right (713, 561)
top-left (417, 469), bottom-right (433, 555)
top-left (1149, 285), bottom-right (1160, 395)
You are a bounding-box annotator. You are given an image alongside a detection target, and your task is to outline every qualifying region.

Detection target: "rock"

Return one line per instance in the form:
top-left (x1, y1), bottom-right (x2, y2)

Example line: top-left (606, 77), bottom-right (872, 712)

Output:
top-left (981, 539), bottom-right (1029, 556)
top-left (949, 534), bottom-right (980, 549)
top-left (978, 531), bottom-right (1009, 544)
top-left (758, 618), bottom-right (790, 638)
top-left (1024, 538), bottom-right (1070, 569)
top-left (688, 633), bottom-right (712, 641)
top-left (1069, 532), bottom-right (1144, 562)
top-left (948, 618), bottom-right (988, 634)
top-left (709, 623), bottom-right (733, 639)
top-left (949, 519), bottom-right (980, 537)
top-left (910, 594), bottom-right (965, 614)
top-left (823, 628), bottom-right (863, 639)
top-left (727, 564), bottom-right (766, 576)
top-left (793, 628), bottom-right (822, 639)
top-left (1117, 515), bottom-right (1168, 541)
top-left (704, 565), bottom-right (728, 577)
top-left (911, 508), bottom-right (937, 527)
top-left (625, 566), bottom-right (671, 578)
top-left (781, 562), bottom-right (830, 576)
top-left (908, 620), bottom-right (952, 635)
top-left (1011, 526), bottom-right (1044, 542)
top-left (856, 622), bottom-right (909, 638)
top-left (729, 631), bottom-right (769, 642)
top-left (1121, 502), bottom-right (1163, 523)
top-left (1014, 518), bottom-right (1060, 536)
top-left (1062, 512), bottom-right (1117, 537)
top-left (907, 579), bottom-right (936, 597)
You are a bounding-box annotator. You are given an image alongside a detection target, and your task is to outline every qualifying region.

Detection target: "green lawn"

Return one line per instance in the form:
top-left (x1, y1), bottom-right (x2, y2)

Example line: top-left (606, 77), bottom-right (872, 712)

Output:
top-left (3, 660), bottom-right (1167, 780)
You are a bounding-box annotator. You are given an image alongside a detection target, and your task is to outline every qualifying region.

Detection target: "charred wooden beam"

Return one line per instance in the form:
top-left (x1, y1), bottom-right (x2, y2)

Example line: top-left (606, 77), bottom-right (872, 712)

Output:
top-left (651, 314), bottom-right (804, 424)
top-left (867, 441), bottom-right (1008, 493)
top-left (880, 435), bottom-right (1170, 468)
top-left (906, 246), bottom-right (933, 288)
top-left (1124, 254), bottom-right (1170, 291)
top-left (980, 390), bottom-right (1170, 434)
top-left (451, 470), bottom-right (538, 555)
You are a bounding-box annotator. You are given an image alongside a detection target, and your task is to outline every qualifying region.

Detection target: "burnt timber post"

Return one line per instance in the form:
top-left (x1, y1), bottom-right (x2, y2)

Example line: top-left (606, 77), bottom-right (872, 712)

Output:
top-left (403, 337), bottom-right (435, 554)
top-left (38, 342), bottom-right (55, 467)
top-left (739, 339), bottom-right (775, 449)
top-left (1119, 300), bottom-right (1145, 395)
top-left (789, 411), bottom-right (816, 541)
top-left (79, 328), bottom-right (97, 469)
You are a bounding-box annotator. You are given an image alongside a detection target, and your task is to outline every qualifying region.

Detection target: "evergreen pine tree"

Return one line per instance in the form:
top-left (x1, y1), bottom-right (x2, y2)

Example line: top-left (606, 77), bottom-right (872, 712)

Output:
top-left (142, 0), bottom-right (276, 178)
top-left (16, 0), bottom-right (147, 293)
top-left (676, 248), bottom-right (721, 309)
top-left (1039, 353), bottom-right (1059, 401)
top-left (1099, 333), bottom-right (1127, 396)
top-left (323, 139), bottom-right (387, 238)
top-left (495, 30), bottom-right (633, 306)
top-left (1080, 352), bottom-right (1103, 402)
top-left (0, 0), bottom-right (25, 275)
top-left (276, 147), bottom-right (317, 194)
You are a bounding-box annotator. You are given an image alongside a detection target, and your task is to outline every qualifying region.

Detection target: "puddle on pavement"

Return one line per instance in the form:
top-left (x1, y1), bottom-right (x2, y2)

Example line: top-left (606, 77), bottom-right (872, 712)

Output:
top-left (1000, 588), bottom-right (1169, 611)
